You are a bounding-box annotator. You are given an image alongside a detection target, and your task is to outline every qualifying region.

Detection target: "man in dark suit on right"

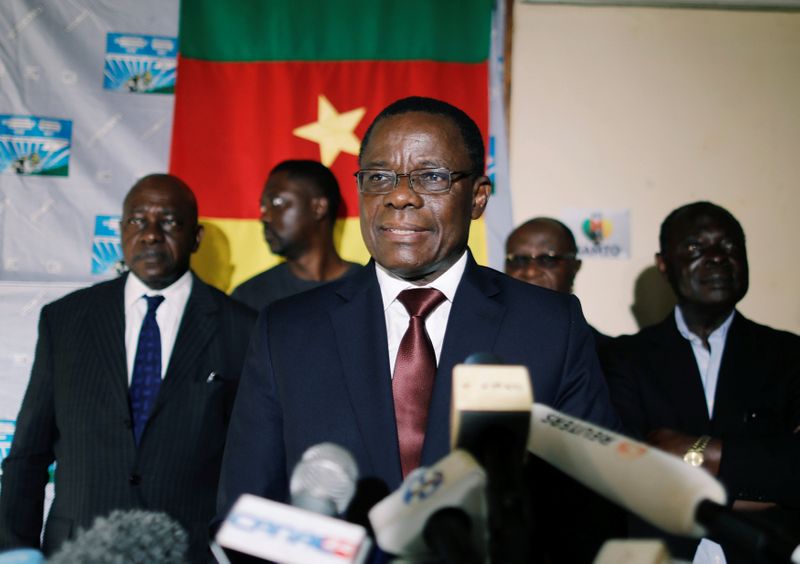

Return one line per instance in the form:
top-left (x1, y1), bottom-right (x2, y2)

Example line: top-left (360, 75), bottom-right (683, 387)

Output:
top-left (603, 201), bottom-right (800, 562)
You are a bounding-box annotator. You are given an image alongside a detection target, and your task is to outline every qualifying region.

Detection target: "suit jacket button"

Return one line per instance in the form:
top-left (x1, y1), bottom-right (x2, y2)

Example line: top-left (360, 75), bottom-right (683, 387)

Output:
top-left (129, 473), bottom-right (141, 485)
top-left (124, 419), bottom-right (132, 429)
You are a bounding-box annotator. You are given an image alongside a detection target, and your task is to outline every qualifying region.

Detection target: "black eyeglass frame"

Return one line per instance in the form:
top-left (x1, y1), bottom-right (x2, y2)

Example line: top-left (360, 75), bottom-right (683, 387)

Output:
top-left (353, 167), bottom-right (476, 195)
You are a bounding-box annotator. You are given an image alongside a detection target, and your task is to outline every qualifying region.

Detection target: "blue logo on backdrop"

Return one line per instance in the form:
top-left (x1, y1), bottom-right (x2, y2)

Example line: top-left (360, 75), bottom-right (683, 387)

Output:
top-left (103, 33), bottom-right (178, 94)
top-left (0, 420), bottom-right (15, 475)
top-left (92, 215), bottom-right (123, 275)
top-left (0, 115), bottom-right (72, 177)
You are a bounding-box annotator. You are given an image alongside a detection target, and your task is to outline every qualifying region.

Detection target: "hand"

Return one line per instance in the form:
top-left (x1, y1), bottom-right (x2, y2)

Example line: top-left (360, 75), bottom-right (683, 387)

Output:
top-left (647, 428), bottom-right (722, 476)
top-left (732, 500), bottom-right (777, 511)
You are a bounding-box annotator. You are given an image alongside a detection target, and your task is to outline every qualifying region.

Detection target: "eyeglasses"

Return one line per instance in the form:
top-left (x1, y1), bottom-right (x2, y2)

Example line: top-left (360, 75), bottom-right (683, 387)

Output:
top-left (354, 168), bottom-right (475, 195)
top-left (505, 252), bottom-right (577, 270)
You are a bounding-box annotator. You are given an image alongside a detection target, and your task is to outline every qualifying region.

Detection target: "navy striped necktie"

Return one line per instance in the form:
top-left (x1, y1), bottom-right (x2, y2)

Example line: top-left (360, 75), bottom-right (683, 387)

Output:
top-left (130, 295), bottom-right (165, 446)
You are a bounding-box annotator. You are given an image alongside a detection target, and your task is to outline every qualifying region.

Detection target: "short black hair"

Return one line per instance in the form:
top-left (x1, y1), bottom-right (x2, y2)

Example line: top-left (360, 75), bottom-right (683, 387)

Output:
top-left (659, 201), bottom-right (745, 253)
top-left (359, 96), bottom-right (485, 174)
top-left (269, 160), bottom-right (341, 222)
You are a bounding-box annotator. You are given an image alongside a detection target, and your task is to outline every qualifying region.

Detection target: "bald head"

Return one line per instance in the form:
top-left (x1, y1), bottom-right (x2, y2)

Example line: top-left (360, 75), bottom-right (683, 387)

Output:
top-left (124, 174), bottom-right (198, 219)
top-left (505, 217), bottom-right (581, 293)
top-left (121, 174), bottom-right (203, 289)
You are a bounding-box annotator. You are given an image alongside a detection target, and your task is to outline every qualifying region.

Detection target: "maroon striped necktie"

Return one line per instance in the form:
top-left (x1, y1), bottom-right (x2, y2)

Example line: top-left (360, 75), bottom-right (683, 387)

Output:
top-left (392, 288), bottom-right (447, 477)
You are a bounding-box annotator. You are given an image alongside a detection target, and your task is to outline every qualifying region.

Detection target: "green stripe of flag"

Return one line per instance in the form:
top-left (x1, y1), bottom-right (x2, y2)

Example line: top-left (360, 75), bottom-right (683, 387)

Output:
top-left (179, 0), bottom-right (492, 63)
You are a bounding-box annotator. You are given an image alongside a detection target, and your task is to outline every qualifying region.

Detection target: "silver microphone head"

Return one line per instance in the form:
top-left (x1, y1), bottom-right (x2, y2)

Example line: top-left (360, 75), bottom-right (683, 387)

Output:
top-left (290, 442), bottom-right (359, 515)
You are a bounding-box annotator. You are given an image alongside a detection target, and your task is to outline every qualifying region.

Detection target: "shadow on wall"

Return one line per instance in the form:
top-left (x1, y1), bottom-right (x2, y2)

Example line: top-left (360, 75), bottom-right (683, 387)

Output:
top-left (191, 221), bottom-right (234, 293)
top-left (630, 266), bottom-right (676, 330)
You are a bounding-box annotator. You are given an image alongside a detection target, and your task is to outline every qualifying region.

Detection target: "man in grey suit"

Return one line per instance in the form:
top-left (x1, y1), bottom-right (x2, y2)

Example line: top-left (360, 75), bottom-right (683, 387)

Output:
top-left (0, 174), bottom-right (256, 562)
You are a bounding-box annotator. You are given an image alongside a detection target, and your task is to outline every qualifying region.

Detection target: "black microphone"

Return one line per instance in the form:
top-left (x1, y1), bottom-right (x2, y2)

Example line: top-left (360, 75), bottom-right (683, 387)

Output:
top-left (345, 477), bottom-right (391, 539)
top-left (48, 509), bottom-right (188, 564)
top-left (451, 358), bottom-right (533, 564)
top-left (423, 507), bottom-right (481, 564)
top-left (695, 500), bottom-right (800, 564)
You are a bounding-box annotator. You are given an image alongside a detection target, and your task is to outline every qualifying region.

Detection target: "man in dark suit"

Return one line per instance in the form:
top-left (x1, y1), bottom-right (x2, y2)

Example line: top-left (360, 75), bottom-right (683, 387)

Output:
top-left (217, 97), bottom-right (620, 561)
top-left (603, 201), bottom-right (800, 561)
top-left (0, 174), bottom-right (256, 562)
top-left (231, 160), bottom-right (361, 311)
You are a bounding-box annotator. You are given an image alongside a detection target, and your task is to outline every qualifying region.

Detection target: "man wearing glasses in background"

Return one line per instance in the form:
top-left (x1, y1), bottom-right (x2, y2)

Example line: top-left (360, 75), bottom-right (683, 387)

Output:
top-left (218, 97), bottom-right (622, 562)
top-left (505, 217), bottom-right (611, 350)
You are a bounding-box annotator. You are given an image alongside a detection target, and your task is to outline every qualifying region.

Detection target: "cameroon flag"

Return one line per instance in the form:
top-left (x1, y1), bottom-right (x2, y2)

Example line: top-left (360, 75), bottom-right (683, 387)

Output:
top-left (171, 0), bottom-right (493, 292)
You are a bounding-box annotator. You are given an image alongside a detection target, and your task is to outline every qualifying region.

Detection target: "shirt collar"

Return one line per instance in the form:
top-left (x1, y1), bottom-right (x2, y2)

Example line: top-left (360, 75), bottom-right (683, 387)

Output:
top-left (124, 270), bottom-right (193, 310)
top-left (674, 305), bottom-right (735, 345)
top-left (375, 250), bottom-right (468, 311)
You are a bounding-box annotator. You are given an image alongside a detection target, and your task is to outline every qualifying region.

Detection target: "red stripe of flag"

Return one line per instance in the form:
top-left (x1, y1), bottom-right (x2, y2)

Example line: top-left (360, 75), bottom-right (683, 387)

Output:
top-left (171, 58), bottom-right (488, 220)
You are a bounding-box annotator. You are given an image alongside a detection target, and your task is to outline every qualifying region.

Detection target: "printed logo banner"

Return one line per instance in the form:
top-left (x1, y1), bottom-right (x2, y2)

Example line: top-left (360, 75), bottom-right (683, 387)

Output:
top-left (92, 215), bottom-right (123, 275)
top-left (0, 420), bottom-right (13, 470)
top-left (561, 208), bottom-right (631, 259)
top-left (0, 115), bottom-right (72, 177)
top-left (103, 32), bottom-right (178, 94)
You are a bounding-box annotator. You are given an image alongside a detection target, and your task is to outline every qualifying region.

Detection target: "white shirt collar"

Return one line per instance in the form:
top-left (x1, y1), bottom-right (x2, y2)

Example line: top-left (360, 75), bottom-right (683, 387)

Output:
top-left (124, 269), bottom-right (193, 309)
top-left (375, 250), bottom-right (468, 310)
top-left (674, 305), bottom-right (735, 345)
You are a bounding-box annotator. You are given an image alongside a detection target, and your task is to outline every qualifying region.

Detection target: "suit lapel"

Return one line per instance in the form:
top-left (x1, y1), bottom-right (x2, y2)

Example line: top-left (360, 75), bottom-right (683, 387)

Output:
top-left (88, 276), bottom-right (130, 415)
top-left (329, 263), bottom-right (402, 485)
top-left (422, 256), bottom-right (506, 465)
top-left (152, 275), bottom-right (217, 413)
top-left (654, 315), bottom-right (711, 431)
top-left (712, 313), bottom-right (755, 428)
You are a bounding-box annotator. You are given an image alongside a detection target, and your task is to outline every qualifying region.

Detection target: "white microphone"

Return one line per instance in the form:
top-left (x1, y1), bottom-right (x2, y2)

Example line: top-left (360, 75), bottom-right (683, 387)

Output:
top-left (529, 402), bottom-right (800, 564)
top-left (529, 402), bottom-right (726, 538)
top-left (215, 494), bottom-right (371, 564)
top-left (368, 449), bottom-right (487, 561)
top-left (214, 442), bottom-right (371, 564)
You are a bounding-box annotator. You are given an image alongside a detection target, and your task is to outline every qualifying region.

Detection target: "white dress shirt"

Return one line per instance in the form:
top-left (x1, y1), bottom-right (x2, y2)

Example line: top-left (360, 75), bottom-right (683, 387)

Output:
top-left (124, 270), bottom-right (193, 383)
top-left (375, 251), bottom-right (468, 377)
top-left (674, 306), bottom-right (735, 418)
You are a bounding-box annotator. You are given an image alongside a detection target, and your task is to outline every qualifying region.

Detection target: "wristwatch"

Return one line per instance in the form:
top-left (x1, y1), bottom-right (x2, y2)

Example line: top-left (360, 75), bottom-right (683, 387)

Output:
top-left (683, 435), bottom-right (711, 466)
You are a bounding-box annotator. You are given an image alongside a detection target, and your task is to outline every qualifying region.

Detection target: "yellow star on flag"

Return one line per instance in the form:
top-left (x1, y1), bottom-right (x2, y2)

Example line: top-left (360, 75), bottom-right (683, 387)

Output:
top-left (292, 95), bottom-right (366, 167)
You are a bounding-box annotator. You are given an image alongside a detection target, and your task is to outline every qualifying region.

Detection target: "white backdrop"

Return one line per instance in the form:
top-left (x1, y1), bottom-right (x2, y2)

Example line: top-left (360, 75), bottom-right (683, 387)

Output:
top-left (0, 0), bottom-right (179, 442)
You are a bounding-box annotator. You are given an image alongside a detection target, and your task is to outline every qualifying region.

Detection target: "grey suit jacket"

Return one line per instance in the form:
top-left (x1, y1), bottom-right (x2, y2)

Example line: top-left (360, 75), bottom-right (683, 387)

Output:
top-left (0, 273), bottom-right (256, 563)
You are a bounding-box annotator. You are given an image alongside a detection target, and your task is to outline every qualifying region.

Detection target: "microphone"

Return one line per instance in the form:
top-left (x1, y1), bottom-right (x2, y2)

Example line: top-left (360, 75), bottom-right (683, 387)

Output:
top-left (214, 442), bottom-right (371, 563)
top-left (528, 402), bottom-right (800, 564)
top-left (344, 478), bottom-right (391, 539)
top-left (290, 442), bottom-right (359, 516)
top-left (215, 494), bottom-right (372, 564)
top-left (451, 361), bottom-right (533, 564)
top-left (47, 509), bottom-right (187, 564)
top-left (0, 549), bottom-right (44, 564)
top-left (368, 449), bottom-right (487, 562)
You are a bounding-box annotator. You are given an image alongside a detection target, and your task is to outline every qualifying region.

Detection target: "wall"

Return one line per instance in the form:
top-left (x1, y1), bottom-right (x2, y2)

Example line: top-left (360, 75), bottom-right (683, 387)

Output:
top-left (509, 2), bottom-right (800, 336)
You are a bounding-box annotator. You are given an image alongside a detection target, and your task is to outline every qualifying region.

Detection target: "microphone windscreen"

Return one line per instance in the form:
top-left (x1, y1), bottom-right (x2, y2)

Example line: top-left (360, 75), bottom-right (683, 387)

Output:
top-left (290, 442), bottom-right (359, 515)
top-left (48, 509), bottom-right (187, 564)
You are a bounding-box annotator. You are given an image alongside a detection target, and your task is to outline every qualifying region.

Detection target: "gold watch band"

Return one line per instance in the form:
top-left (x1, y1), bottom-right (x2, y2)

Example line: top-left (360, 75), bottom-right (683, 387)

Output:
top-left (683, 434), bottom-right (711, 467)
